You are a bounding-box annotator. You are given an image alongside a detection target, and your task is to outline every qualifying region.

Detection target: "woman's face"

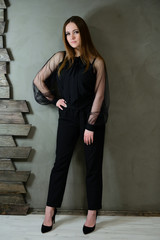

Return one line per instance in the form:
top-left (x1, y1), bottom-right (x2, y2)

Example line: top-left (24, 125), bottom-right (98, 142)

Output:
top-left (65, 22), bottom-right (81, 49)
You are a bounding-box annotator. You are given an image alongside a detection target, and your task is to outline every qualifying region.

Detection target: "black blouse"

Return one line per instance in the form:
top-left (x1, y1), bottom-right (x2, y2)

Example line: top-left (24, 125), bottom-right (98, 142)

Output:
top-left (33, 51), bottom-right (109, 131)
top-left (58, 56), bottom-right (96, 107)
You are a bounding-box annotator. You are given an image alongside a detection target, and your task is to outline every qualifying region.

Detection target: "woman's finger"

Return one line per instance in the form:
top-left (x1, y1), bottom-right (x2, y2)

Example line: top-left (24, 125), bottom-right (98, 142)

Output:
top-left (56, 99), bottom-right (67, 110)
top-left (91, 134), bottom-right (93, 144)
top-left (84, 129), bottom-right (94, 145)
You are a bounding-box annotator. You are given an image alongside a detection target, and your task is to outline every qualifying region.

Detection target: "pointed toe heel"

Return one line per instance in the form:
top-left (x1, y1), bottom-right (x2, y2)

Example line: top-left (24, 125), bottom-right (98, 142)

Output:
top-left (83, 210), bottom-right (98, 234)
top-left (83, 224), bottom-right (96, 234)
top-left (41, 224), bottom-right (52, 234)
top-left (41, 208), bottom-right (57, 234)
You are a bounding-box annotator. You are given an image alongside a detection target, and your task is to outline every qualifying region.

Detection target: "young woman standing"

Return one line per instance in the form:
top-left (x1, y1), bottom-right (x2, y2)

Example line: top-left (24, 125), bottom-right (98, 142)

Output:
top-left (33, 16), bottom-right (109, 235)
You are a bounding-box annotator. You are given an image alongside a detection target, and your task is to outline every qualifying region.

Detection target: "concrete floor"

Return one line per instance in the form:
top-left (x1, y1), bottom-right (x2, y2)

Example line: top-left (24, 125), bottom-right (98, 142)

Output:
top-left (1, 214), bottom-right (160, 240)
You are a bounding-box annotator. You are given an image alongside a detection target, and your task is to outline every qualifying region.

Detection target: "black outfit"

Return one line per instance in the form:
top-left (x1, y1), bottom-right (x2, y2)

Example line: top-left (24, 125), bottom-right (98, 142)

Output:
top-left (33, 51), bottom-right (109, 210)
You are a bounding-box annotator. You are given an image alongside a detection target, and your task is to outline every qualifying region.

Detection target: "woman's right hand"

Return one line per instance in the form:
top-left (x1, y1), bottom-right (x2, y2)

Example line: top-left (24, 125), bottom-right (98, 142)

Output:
top-left (56, 99), bottom-right (67, 110)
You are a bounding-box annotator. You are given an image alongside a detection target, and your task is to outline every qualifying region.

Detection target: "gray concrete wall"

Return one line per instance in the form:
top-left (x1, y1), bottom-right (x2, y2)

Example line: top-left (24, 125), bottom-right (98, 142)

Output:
top-left (7, 0), bottom-right (160, 211)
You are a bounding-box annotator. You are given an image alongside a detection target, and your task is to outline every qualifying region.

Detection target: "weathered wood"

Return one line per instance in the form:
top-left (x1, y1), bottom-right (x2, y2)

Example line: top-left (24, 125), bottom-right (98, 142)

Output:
top-left (0, 136), bottom-right (16, 146)
top-left (0, 0), bottom-right (6, 9)
top-left (0, 9), bottom-right (4, 22)
top-left (0, 112), bottom-right (25, 123)
top-left (0, 182), bottom-right (26, 194)
top-left (0, 203), bottom-right (29, 215)
top-left (0, 78), bottom-right (9, 86)
top-left (0, 124), bottom-right (31, 136)
top-left (0, 100), bottom-right (29, 112)
top-left (0, 36), bottom-right (3, 47)
top-left (0, 0), bottom-right (31, 216)
top-left (0, 74), bottom-right (8, 85)
top-left (0, 22), bottom-right (5, 34)
top-left (0, 49), bottom-right (10, 61)
top-left (0, 62), bottom-right (6, 74)
top-left (0, 170), bottom-right (30, 182)
top-left (0, 194), bottom-right (25, 204)
top-left (0, 159), bottom-right (15, 170)
top-left (0, 86), bottom-right (9, 98)
top-left (0, 146), bottom-right (31, 159)
top-left (0, 74), bottom-right (10, 98)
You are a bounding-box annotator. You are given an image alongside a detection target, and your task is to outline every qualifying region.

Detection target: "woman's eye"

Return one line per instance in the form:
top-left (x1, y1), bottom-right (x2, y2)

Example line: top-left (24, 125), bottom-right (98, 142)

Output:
top-left (74, 30), bottom-right (79, 34)
top-left (65, 32), bottom-right (70, 36)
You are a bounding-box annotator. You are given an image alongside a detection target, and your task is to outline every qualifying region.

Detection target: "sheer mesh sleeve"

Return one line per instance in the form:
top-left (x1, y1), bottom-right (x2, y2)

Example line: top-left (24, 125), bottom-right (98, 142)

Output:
top-left (86, 57), bottom-right (109, 131)
top-left (33, 51), bottom-right (64, 105)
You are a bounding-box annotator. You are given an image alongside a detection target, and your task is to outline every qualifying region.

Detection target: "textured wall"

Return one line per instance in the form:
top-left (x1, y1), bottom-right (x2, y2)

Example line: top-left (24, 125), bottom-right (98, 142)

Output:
top-left (7, 0), bottom-right (160, 211)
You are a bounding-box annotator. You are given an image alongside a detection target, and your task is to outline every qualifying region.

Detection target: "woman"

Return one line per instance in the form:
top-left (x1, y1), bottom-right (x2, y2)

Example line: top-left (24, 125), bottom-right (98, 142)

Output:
top-left (33, 16), bottom-right (109, 235)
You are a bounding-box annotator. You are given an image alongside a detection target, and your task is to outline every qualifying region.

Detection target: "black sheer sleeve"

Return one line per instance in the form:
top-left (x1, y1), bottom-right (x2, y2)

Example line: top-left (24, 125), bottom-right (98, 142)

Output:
top-left (86, 57), bottom-right (109, 131)
top-left (33, 51), bottom-right (64, 105)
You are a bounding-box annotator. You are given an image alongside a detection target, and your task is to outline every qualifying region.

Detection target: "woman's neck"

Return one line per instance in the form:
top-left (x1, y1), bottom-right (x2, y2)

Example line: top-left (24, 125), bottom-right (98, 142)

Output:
top-left (74, 48), bottom-right (80, 57)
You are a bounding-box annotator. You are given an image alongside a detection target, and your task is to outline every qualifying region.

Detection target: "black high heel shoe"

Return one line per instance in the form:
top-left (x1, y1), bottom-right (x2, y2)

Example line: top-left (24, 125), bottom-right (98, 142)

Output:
top-left (83, 211), bottom-right (98, 235)
top-left (41, 208), bottom-right (57, 233)
top-left (83, 224), bottom-right (96, 234)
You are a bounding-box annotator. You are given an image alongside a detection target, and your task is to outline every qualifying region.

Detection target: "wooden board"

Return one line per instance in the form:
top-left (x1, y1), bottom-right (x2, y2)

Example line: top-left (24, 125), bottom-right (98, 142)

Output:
top-left (0, 85), bottom-right (9, 98)
top-left (0, 0), bottom-right (31, 216)
top-left (0, 203), bottom-right (29, 215)
top-left (0, 74), bottom-right (8, 85)
top-left (0, 194), bottom-right (25, 204)
top-left (0, 9), bottom-right (4, 22)
top-left (0, 62), bottom-right (6, 73)
top-left (0, 124), bottom-right (31, 136)
top-left (0, 170), bottom-right (30, 182)
top-left (0, 112), bottom-right (25, 124)
top-left (0, 100), bottom-right (29, 112)
top-left (0, 136), bottom-right (16, 146)
top-left (0, 74), bottom-right (10, 98)
top-left (0, 49), bottom-right (10, 61)
top-left (0, 182), bottom-right (26, 194)
top-left (0, 0), bottom-right (6, 9)
top-left (0, 36), bottom-right (3, 47)
top-left (0, 159), bottom-right (15, 170)
top-left (0, 78), bottom-right (8, 86)
top-left (0, 146), bottom-right (31, 159)
top-left (0, 22), bottom-right (5, 34)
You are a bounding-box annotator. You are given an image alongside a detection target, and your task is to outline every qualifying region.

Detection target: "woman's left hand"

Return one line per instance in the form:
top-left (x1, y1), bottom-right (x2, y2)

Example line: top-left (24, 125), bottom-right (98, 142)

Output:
top-left (84, 129), bottom-right (94, 145)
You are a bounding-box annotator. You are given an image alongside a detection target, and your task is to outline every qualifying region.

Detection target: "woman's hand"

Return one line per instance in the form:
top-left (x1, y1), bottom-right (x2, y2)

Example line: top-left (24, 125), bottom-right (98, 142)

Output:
top-left (84, 129), bottom-right (94, 145)
top-left (56, 99), bottom-right (67, 110)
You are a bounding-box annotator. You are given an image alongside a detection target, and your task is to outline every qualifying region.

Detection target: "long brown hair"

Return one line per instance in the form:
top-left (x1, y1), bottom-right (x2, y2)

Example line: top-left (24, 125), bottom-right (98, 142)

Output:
top-left (58, 16), bottom-right (102, 75)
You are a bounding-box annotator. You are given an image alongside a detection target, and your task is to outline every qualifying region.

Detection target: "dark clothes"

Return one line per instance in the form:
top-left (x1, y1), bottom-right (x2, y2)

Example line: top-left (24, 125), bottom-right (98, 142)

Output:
top-left (46, 107), bottom-right (105, 210)
top-left (57, 56), bottom-right (96, 109)
top-left (33, 51), bottom-right (109, 210)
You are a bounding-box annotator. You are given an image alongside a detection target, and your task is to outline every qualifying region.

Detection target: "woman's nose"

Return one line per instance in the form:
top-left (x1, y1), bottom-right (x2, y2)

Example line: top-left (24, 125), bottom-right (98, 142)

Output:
top-left (71, 33), bottom-right (75, 39)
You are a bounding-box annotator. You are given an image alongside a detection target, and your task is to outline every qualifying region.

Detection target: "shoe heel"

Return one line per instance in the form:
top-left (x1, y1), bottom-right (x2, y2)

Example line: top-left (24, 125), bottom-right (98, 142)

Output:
top-left (52, 208), bottom-right (57, 223)
top-left (83, 210), bottom-right (97, 235)
top-left (41, 208), bottom-right (57, 234)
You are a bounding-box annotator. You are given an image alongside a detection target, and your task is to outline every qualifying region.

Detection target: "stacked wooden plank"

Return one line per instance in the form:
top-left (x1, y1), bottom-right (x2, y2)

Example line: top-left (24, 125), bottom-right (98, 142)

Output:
top-left (0, 0), bottom-right (32, 215)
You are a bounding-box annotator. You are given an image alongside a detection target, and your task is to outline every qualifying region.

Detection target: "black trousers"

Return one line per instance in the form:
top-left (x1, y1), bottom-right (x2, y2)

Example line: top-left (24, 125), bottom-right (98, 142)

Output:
top-left (46, 107), bottom-right (105, 210)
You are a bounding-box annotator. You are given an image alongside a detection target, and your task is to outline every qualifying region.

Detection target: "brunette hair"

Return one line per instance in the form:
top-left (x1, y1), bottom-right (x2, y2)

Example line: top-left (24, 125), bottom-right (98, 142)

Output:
top-left (58, 16), bottom-right (102, 75)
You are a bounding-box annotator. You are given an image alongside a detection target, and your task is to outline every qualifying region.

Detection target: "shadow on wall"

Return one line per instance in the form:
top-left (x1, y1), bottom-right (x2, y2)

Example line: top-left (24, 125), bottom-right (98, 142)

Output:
top-left (83, 0), bottom-right (160, 211)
